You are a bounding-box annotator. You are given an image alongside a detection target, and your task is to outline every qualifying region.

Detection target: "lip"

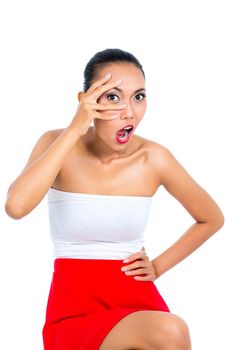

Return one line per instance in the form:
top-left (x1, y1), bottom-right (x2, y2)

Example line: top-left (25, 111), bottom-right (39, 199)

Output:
top-left (115, 124), bottom-right (135, 144)
top-left (116, 130), bottom-right (133, 144)
top-left (116, 124), bottom-right (135, 133)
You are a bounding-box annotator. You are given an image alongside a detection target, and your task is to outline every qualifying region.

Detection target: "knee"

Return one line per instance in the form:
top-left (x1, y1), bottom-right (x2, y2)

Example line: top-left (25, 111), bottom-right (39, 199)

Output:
top-left (163, 315), bottom-right (192, 349)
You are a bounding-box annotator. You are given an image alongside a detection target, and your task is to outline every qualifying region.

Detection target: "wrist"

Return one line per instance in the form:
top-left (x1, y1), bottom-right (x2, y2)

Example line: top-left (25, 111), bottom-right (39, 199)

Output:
top-left (151, 260), bottom-right (160, 279)
top-left (65, 124), bottom-right (84, 139)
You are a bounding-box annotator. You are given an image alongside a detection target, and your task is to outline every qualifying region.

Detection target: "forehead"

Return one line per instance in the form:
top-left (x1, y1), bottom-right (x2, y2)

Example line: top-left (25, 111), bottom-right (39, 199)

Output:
top-left (96, 63), bottom-right (145, 89)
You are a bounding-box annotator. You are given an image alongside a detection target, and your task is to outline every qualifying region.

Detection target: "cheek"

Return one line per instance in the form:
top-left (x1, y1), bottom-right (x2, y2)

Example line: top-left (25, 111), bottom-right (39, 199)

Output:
top-left (132, 99), bottom-right (147, 112)
top-left (135, 106), bottom-right (146, 122)
top-left (138, 102), bottom-right (147, 114)
top-left (94, 120), bottom-right (113, 134)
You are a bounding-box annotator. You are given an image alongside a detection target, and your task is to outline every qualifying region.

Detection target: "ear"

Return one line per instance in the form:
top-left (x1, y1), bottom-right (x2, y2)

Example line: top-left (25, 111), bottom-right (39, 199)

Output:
top-left (77, 91), bottom-right (85, 102)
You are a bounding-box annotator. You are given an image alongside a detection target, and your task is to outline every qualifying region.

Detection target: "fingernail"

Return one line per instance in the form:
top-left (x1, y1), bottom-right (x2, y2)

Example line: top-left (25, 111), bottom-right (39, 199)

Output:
top-left (123, 258), bottom-right (129, 263)
top-left (104, 73), bottom-right (111, 79)
top-left (114, 79), bottom-right (122, 84)
top-left (111, 115), bottom-right (118, 119)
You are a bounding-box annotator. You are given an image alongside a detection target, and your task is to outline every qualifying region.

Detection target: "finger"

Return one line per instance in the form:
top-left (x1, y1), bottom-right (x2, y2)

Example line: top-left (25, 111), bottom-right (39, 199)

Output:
top-left (123, 250), bottom-right (145, 264)
top-left (133, 275), bottom-right (152, 281)
top-left (141, 247), bottom-right (146, 255)
top-left (92, 102), bottom-right (126, 111)
top-left (89, 79), bottom-right (123, 101)
top-left (95, 114), bottom-right (120, 121)
top-left (141, 247), bottom-right (149, 260)
top-left (87, 73), bottom-right (112, 94)
top-left (123, 266), bottom-right (147, 275)
top-left (121, 261), bottom-right (147, 274)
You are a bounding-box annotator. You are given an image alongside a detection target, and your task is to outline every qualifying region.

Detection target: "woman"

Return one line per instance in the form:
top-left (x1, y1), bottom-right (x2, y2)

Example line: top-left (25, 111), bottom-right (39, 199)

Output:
top-left (5, 48), bottom-right (224, 350)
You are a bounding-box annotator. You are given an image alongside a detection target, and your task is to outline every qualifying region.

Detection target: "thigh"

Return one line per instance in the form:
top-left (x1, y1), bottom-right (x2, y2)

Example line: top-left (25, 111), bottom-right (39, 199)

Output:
top-left (99, 310), bottom-right (189, 350)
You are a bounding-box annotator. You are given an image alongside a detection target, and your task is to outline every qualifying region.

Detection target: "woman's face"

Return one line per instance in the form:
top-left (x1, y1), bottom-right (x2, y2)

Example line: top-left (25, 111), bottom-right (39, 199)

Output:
top-left (92, 62), bottom-right (147, 148)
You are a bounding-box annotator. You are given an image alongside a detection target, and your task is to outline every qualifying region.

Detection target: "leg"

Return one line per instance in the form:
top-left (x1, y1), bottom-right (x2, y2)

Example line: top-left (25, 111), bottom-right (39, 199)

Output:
top-left (99, 310), bottom-right (192, 350)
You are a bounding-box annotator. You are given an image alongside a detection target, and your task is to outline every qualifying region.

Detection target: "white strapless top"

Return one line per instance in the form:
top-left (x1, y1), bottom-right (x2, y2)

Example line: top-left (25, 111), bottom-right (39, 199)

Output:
top-left (47, 187), bottom-right (153, 260)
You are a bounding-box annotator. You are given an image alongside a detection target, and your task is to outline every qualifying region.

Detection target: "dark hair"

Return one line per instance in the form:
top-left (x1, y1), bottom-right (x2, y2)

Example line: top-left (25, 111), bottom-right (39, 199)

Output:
top-left (83, 48), bottom-right (145, 92)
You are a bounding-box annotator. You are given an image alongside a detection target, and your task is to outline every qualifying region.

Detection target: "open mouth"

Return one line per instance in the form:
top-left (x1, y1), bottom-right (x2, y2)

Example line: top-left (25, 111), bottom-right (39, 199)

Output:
top-left (116, 124), bottom-right (134, 143)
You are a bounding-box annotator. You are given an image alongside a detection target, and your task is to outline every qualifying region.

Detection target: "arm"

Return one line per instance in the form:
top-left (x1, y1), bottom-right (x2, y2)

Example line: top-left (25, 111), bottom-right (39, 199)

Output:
top-left (150, 145), bottom-right (224, 279)
top-left (5, 74), bottom-right (129, 220)
top-left (5, 126), bottom-right (83, 220)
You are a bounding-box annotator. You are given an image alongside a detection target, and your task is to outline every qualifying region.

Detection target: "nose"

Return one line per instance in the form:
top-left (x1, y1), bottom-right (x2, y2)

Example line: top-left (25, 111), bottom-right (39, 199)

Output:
top-left (120, 103), bottom-right (134, 120)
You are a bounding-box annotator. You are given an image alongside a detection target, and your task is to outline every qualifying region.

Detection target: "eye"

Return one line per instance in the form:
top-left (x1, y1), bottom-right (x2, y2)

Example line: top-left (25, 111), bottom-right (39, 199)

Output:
top-left (106, 94), bottom-right (119, 102)
top-left (135, 93), bottom-right (146, 101)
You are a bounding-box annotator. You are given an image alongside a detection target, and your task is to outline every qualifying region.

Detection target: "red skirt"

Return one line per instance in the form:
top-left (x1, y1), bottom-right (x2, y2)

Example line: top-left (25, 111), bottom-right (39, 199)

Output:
top-left (42, 258), bottom-right (171, 350)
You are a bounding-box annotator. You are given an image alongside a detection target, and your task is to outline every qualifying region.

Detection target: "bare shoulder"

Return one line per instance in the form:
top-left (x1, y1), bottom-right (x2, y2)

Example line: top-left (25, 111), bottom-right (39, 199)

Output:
top-left (34, 127), bottom-right (65, 148)
top-left (21, 128), bottom-right (65, 172)
top-left (136, 136), bottom-right (180, 184)
top-left (142, 136), bottom-right (224, 228)
top-left (40, 128), bottom-right (64, 141)
top-left (147, 139), bottom-right (171, 158)
top-left (136, 135), bottom-right (172, 165)
top-left (29, 127), bottom-right (65, 156)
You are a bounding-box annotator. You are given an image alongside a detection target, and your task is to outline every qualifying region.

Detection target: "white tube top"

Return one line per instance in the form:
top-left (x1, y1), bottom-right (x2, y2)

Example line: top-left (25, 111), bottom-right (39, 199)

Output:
top-left (47, 187), bottom-right (153, 260)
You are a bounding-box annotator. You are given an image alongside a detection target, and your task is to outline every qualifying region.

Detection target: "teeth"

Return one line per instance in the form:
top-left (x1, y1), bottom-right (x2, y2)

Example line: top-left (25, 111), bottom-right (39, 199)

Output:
top-left (117, 125), bottom-right (133, 135)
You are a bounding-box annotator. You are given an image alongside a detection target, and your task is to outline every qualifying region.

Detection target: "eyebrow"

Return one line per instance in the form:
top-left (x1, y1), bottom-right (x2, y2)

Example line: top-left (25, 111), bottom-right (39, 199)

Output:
top-left (110, 87), bottom-right (146, 93)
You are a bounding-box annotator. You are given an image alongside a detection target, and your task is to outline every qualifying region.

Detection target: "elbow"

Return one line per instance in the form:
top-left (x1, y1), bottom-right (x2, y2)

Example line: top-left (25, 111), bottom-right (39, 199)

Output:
top-left (5, 202), bottom-right (26, 220)
top-left (215, 205), bottom-right (225, 230)
top-left (198, 210), bottom-right (225, 234)
top-left (216, 212), bottom-right (225, 230)
top-left (5, 188), bottom-right (32, 219)
top-left (210, 211), bottom-right (225, 233)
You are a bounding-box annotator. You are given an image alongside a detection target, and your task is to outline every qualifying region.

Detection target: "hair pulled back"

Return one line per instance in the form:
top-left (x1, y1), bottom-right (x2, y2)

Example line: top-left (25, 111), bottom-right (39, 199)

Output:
top-left (83, 48), bottom-right (145, 92)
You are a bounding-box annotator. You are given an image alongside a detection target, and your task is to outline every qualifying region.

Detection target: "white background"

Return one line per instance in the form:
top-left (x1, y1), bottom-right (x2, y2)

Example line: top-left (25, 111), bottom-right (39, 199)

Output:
top-left (1, 1), bottom-right (232, 349)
